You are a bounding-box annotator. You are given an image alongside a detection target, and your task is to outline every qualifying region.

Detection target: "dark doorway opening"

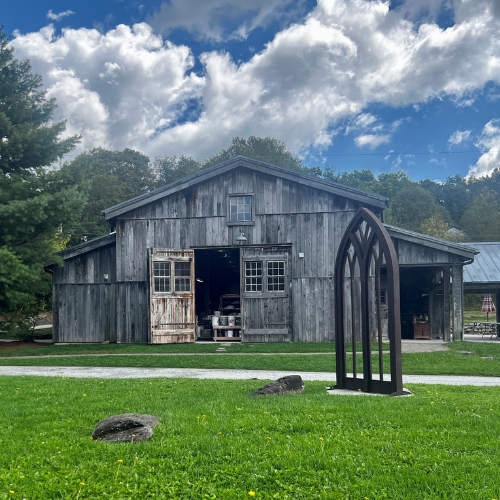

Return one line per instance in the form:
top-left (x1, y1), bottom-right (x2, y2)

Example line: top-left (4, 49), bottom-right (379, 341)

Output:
top-left (194, 248), bottom-right (241, 340)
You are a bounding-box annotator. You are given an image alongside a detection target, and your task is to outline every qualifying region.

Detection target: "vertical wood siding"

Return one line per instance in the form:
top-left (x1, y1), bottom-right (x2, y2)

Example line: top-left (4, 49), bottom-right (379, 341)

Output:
top-left (53, 244), bottom-right (116, 343)
top-left (112, 169), bottom-right (362, 342)
top-left (56, 167), bottom-right (466, 343)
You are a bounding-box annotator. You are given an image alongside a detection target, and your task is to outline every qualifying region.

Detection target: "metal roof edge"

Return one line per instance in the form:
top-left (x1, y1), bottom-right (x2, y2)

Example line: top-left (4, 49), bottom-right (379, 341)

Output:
top-left (102, 156), bottom-right (389, 220)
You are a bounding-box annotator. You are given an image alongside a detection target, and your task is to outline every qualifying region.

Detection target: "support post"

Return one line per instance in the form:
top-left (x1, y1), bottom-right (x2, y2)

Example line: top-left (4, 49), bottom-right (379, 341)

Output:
top-left (451, 265), bottom-right (464, 341)
top-left (443, 268), bottom-right (451, 342)
top-left (429, 291), bottom-right (435, 338)
top-left (496, 291), bottom-right (500, 338)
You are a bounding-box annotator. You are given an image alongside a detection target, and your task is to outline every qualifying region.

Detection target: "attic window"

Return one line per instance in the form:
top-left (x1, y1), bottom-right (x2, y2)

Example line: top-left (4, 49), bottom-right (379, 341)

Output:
top-left (230, 195), bottom-right (252, 222)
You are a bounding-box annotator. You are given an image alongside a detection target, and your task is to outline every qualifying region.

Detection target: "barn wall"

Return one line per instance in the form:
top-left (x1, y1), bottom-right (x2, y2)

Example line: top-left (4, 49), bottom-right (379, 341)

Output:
top-left (393, 239), bottom-right (462, 266)
top-left (52, 244), bottom-right (116, 343)
top-left (114, 168), bottom-right (363, 343)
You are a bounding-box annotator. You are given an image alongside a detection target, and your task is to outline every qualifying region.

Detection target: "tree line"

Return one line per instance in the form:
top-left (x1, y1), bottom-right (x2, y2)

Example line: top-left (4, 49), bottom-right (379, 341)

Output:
top-left (1, 28), bottom-right (499, 320)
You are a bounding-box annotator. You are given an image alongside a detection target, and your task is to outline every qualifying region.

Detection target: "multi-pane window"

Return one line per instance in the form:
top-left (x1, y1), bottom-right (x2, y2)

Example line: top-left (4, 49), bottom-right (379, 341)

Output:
top-left (267, 261), bottom-right (285, 291)
top-left (154, 262), bottom-right (170, 292)
top-left (230, 196), bottom-right (252, 222)
top-left (174, 262), bottom-right (191, 292)
top-left (245, 261), bottom-right (262, 292)
top-left (153, 261), bottom-right (191, 293)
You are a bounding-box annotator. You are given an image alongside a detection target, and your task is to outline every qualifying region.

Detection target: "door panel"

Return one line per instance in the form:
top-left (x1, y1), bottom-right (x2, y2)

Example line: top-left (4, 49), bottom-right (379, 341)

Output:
top-left (241, 246), bottom-right (291, 342)
top-left (149, 248), bottom-right (195, 343)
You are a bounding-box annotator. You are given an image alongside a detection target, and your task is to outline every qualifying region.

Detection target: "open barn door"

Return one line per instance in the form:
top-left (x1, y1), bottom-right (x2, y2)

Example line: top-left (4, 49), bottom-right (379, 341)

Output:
top-left (148, 248), bottom-right (195, 343)
top-left (241, 246), bottom-right (291, 342)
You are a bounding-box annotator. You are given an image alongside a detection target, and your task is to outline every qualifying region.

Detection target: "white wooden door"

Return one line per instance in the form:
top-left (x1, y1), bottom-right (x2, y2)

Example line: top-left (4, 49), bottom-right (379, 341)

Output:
top-left (149, 248), bottom-right (195, 343)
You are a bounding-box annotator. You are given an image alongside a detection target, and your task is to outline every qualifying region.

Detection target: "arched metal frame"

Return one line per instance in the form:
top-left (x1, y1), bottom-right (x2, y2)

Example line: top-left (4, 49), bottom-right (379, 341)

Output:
top-left (334, 208), bottom-right (403, 395)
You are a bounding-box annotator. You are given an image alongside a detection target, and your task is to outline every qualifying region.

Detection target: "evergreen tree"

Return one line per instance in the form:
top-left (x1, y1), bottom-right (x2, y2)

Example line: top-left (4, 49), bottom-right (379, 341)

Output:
top-left (0, 29), bottom-right (84, 314)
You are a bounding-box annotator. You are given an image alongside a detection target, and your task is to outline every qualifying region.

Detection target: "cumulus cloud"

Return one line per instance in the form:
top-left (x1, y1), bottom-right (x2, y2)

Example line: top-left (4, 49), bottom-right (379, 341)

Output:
top-left (355, 134), bottom-right (391, 149)
top-left (47, 10), bottom-right (75, 22)
top-left (10, 0), bottom-right (500, 161)
top-left (148, 0), bottom-right (297, 42)
top-left (11, 23), bottom-right (203, 154)
top-left (468, 120), bottom-right (500, 178)
top-left (448, 129), bottom-right (471, 147)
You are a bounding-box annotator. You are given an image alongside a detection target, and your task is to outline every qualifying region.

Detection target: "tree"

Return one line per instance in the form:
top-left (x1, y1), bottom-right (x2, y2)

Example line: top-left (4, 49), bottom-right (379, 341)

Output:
top-left (63, 148), bottom-right (154, 244)
top-left (385, 185), bottom-right (446, 232)
top-left (0, 28), bottom-right (83, 315)
top-left (419, 213), bottom-right (464, 242)
top-left (460, 192), bottom-right (500, 242)
top-left (154, 155), bottom-right (203, 187)
top-left (203, 136), bottom-right (305, 171)
top-left (154, 136), bottom-right (322, 187)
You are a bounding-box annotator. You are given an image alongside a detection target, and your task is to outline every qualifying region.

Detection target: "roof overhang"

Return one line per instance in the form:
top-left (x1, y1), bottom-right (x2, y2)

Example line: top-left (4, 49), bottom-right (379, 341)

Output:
top-left (385, 225), bottom-right (478, 261)
top-left (56, 232), bottom-right (116, 261)
top-left (102, 156), bottom-right (389, 220)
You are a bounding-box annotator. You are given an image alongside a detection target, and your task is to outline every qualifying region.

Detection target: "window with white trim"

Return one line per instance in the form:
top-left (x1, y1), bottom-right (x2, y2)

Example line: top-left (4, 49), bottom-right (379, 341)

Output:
top-left (245, 261), bottom-right (262, 292)
top-left (229, 195), bottom-right (252, 222)
top-left (267, 261), bottom-right (285, 291)
top-left (174, 262), bottom-right (191, 292)
top-left (154, 262), bottom-right (170, 292)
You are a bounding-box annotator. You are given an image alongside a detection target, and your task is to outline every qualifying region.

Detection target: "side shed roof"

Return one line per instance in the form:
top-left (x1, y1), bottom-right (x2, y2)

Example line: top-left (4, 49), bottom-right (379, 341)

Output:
top-left (102, 156), bottom-right (389, 220)
top-left (385, 225), bottom-right (478, 261)
top-left (56, 232), bottom-right (116, 260)
top-left (461, 242), bottom-right (500, 287)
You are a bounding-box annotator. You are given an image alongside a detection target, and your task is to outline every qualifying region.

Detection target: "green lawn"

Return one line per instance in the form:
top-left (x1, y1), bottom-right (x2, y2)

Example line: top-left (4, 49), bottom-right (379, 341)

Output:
top-left (1, 377), bottom-right (499, 499)
top-left (2, 345), bottom-right (500, 376)
top-left (0, 342), bottom-right (389, 358)
top-left (464, 310), bottom-right (496, 322)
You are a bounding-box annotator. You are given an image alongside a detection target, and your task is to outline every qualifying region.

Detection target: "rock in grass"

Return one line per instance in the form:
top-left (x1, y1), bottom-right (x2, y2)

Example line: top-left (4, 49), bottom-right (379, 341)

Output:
top-left (456, 351), bottom-right (476, 356)
top-left (92, 414), bottom-right (160, 442)
top-left (248, 375), bottom-right (304, 397)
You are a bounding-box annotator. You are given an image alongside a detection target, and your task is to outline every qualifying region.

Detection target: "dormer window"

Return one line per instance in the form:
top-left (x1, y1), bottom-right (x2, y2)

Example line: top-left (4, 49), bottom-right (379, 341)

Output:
top-left (227, 194), bottom-right (254, 225)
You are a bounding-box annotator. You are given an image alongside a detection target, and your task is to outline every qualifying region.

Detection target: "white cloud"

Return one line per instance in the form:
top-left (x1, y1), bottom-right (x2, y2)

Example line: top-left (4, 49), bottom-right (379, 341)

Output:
top-left (148, 0), bottom-right (298, 42)
top-left (47, 10), bottom-right (75, 22)
top-left (10, 0), bottom-right (500, 162)
top-left (468, 120), bottom-right (500, 177)
top-left (448, 129), bottom-right (471, 147)
top-left (11, 24), bottom-right (203, 154)
top-left (355, 134), bottom-right (391, 149)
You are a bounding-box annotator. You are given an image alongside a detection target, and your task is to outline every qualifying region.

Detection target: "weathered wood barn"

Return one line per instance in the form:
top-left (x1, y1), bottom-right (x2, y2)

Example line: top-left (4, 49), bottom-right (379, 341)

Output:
top-left (50, 157), bottom-right (476, 344)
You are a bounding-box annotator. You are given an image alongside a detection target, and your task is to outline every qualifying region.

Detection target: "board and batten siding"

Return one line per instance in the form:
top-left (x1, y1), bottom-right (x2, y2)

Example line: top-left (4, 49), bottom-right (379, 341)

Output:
top-left (113, 168), bottom-right (365, 343)
top-left (53, 243), bottom-right (117, 343)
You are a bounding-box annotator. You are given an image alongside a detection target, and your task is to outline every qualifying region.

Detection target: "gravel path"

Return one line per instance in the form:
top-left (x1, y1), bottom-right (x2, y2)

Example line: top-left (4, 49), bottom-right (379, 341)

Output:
top-left (1, 365), bottom-right (499, 386)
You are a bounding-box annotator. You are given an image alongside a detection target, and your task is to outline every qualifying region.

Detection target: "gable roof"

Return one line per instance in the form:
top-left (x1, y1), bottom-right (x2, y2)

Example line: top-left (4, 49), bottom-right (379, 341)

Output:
top-left (461, 242), bottom-right (500, 284)
top-left (384, 224), bottom-right (478, 260)
top-left (102, 156), bottom-right (389, 220)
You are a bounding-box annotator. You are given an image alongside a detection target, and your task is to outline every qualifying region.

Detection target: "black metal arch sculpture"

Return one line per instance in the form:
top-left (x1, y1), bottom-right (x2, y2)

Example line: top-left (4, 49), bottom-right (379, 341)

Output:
top-left (334, 207), bottom-right (404, 395)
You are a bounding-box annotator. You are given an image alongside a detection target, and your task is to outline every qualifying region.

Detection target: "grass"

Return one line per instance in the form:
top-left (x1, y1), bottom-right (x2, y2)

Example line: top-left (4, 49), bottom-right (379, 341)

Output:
top-left (0, 342), bottom-right (389, 358)
top-left (464, 310), bottom-right (496, 322)
top-left (1, 376), bottom-right (499, 499)
top-left (2, 344), bottom-right (500, 376)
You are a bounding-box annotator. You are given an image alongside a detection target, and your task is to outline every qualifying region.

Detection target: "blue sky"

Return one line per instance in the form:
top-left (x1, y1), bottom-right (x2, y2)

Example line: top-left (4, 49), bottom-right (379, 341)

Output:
top-left (4, 0), bottom-right (500, 181)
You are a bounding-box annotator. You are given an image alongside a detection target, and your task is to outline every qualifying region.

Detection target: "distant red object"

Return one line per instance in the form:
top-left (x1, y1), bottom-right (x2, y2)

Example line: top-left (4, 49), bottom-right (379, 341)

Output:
top-left (481, 294), bottom-right (496, 320)
top-left (481, 294), bottom-right (496, 312)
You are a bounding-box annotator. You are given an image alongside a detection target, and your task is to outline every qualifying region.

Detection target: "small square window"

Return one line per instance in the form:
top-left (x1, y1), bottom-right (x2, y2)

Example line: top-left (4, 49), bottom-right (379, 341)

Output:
top-left (245, 261), bottom-right (262, 292)
top-left (230, 196), bottom-right (252, 222)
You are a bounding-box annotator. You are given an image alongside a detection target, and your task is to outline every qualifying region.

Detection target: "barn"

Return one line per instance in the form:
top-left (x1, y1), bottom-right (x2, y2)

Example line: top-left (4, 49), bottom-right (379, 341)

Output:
top-left (50, 156), bottom-right (476, 344)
